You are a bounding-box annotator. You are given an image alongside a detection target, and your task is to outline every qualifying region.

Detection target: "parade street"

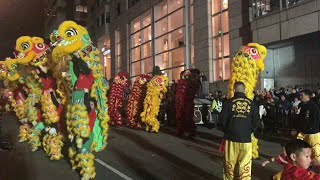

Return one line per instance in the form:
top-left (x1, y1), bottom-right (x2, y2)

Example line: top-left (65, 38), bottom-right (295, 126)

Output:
top-left (1, 114), bottom-right (285, 180)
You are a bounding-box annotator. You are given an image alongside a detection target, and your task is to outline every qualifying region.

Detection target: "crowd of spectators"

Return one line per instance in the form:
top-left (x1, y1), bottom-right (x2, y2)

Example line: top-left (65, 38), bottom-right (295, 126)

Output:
top-left (201, 86), bottom-right (320, 132)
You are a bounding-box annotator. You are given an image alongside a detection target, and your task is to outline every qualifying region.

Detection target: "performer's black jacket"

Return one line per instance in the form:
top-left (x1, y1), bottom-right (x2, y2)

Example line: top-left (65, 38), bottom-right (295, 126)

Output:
top-left (297, 100), bottom-right (320, 134)
top-left (220, 92), bottom-right (260, 143)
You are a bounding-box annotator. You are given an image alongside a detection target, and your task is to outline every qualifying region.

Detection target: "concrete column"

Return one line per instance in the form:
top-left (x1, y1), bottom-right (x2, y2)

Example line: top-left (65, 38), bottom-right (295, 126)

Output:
top-left (228, 0), bottom-right (252, 57)
top-left (193, 0), bottom-right (211, 78)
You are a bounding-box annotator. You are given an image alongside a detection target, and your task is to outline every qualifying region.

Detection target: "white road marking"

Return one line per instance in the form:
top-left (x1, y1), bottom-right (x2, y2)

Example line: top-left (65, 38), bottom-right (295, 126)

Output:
top-left (95, 158), bottom-right (133, 180)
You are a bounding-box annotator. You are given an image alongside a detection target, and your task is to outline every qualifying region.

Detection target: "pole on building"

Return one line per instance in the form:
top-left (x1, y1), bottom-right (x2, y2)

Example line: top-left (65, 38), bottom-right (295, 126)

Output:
top-left (151, 3), bottom-right (156, 70)
top-left (184, 0), bottom-right (190, 69)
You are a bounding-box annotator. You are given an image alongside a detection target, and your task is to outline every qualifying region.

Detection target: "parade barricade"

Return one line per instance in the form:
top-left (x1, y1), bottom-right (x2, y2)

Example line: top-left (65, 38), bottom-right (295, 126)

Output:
top-left (263, 107), bottom-right (299, 134)
top-left (193, 99), bottom-right (212, 125)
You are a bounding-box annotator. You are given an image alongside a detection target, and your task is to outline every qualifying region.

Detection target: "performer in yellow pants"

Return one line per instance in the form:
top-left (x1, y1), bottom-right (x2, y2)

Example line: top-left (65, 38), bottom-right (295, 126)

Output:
top-left (252, 134), bottom-right (259, 159)
top-left (221, 82), bottom-right (260, 180)
top-left (295, 89), bottom-right (320, 161)
top-left (224, 140), bottom-right (252, 180)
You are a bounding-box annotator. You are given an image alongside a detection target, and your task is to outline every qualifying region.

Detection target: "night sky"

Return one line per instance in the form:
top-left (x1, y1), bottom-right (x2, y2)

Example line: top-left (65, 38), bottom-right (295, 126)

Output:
top-left (0, 0), bottom-right (45, 59)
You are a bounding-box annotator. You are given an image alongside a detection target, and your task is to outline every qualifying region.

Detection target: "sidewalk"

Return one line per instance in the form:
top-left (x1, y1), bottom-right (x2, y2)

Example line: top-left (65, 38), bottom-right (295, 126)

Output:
top-left (1, 113), bottom-right (284, 180)
top-left (161, 125), bottom-right (284, 179)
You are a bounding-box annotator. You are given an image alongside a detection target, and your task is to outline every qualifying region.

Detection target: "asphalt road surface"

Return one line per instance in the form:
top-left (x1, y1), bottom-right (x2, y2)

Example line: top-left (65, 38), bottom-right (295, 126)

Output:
top-left (0, 113), bottom-right (284, 180)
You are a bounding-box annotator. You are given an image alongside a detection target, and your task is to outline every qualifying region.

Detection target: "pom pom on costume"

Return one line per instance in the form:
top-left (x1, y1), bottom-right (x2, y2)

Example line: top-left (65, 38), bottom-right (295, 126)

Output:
top-left (108, 71), bottom-right (130, 126)
top-left (126, 74), bottom-right (151, 129)
top-left (140, 76), bottom-right (168, 133)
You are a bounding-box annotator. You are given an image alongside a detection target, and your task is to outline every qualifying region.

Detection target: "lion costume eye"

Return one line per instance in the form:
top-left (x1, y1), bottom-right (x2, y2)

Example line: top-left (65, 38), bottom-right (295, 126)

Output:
top-left (66, 28), bottom-right (78, 37)
top-left (21, 42), bottom-right (30, 50)
top-left (35, 43), bottom-right (45, 50)
top-left (249, 48), bottom-right (258, 56)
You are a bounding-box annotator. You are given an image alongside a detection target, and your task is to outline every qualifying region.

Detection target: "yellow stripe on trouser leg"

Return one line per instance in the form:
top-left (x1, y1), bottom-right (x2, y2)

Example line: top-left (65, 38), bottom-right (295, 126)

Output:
top-left (252, 134), bottom-right (259, 159)
top-left (224, 140), bottom-right (252, 180)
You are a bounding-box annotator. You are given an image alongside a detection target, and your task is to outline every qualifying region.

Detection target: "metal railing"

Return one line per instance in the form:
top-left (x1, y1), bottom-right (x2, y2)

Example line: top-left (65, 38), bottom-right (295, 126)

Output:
top-left (252, 0), bottom-right (307, 18)
top-left (262, 107), bottom-right (301, 131)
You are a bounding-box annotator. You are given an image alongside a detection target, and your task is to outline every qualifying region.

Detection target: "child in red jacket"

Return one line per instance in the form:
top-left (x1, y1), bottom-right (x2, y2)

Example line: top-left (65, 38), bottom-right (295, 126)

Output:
top-left (281, 139), bottom-right (320, 180)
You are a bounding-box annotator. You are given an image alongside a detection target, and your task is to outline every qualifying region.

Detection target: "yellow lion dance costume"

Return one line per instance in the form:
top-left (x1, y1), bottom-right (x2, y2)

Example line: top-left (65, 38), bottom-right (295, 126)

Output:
top-left (0, 61), bottom-right (30, 143)
top-left (14, 36), bottom-right (66, 158)
top-left (228, 43), bottom-right (267, 159)
top-left (51, 21), bottom-right (109, 180)
top-left (140, 76), bottom-right (168, 133)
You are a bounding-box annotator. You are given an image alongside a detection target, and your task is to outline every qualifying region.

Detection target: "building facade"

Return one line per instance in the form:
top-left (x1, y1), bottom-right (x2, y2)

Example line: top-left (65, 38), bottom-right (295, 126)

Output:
top-left (251, 0), bottom-right (320, 90)
top-left (87, 0), bottom-right (112, 79)
top-left (44, 0), bottom-right (88, 41)
top-left (109, 0), bottom-right (320, 93)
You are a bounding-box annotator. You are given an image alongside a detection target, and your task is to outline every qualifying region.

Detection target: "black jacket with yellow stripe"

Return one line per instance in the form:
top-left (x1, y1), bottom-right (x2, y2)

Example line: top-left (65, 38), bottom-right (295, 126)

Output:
top-left (221, 92), bottom-right (260, 143)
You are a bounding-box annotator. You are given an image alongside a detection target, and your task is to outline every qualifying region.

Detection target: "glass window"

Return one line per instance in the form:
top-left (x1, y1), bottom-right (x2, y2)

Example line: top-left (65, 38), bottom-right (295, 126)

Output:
top-left (132, 61), bottom-right (141, 76)
top-left (191, 45), bottom-right (194, 68)
top-left (155, 18), bottom-right (168, 37)
top-left (172, 66), bottom-right (184, 81)
top-left (213, 37), bottom-right (222, 59)
top-left (212, 15), bottom-right (220, 37)
top-left (213, 59), bottom-right (223, 81)
top-left (190, 25), bottom-right (194, 44)
top-left (132, 17), bottom-right (141, 33)
top-left (131, 46), bottom-right (141, 62)
top-left (212, 0), bottom-right (220, 14)
top-left (104, 55), bottom-right (111, 79)
top-left (141, 58), bottom-right (152, 73)
top-left (142, 11), bottom-right (151, 27)
top-left (190, 3), bottom-right (194, 25)
top-left (170, 47), bottom-right (184, 67)
top-left (168, 28), bottom-right (184, 50)
top-left (253, 0), bottom-right (281, 18)
top-left (76, 5), bottom-right (88, 13)
top-left (222, 0), bottom-right (228, 11)
top-left (155, 0), bottom-right (168, 21)
top-left (155, 52), bottom-right (169, 70)
top-left (129, 0), bottom-right (186, 82)
top-left (155, 34), bottom-right (169, 54)
top-left (212, 57), bottom-right (230, 81)
top-left (105, 12), bottom-right (110, 23)
top-left (211, 0), bottom-right (230, 82)
top-left (131, 32), bottom-right (140, 47)
top-left (221, 11), bottom-right (229, 33)
top-left (168, 8), bottom-right (183, 31)
top-left (142, 26), bottom-right (151, 43)
top-left (115, 29), bottom-right (121, 72)
top-left (223, 58), bottom-right (231, 80)
top-left (168, 0), bottom-right (183, 14)
top-left (142, 42), bottom-right (152, 58)
top-left (117, 56), bottom-right (121, 71)
top-left (223, 34), bottom-right (230, 57)
top-left (117, 43), bottom-right (121, 56)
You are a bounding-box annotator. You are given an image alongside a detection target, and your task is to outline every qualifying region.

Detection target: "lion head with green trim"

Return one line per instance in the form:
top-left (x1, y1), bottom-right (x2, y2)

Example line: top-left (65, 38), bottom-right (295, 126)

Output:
top-left (51, 21), bottom-right (92, 61)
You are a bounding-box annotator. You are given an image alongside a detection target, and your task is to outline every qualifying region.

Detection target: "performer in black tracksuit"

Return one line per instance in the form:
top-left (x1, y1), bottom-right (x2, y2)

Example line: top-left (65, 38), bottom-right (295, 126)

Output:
top-left (295, 89), bottom-right (320, 161)
top-left (221, 82), bottom-right (260, 180)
